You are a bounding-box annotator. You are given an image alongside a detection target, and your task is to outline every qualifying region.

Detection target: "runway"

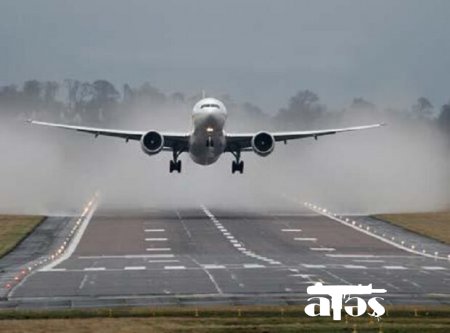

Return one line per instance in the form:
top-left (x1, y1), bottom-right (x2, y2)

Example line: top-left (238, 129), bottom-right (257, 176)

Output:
top-left (3, 206), bottom-right (450, 308)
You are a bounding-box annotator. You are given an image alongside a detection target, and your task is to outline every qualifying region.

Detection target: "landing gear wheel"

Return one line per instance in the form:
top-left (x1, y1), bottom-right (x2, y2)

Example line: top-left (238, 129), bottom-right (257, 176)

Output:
top-left (238, 161), bottom-right (244, 174)
top-left (170, 160), bottom-right (182, 173)
top-left (232, 160), bottom-right (244, 174)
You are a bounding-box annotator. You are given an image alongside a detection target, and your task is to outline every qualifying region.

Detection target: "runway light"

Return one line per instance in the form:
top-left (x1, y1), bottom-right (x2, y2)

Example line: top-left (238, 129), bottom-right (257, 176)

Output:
top-left (392, 237), bottom-right (395, 241)
top-left (411, 245), bottom-right (415, 249)
top-left (345, 218), bottom-right (349, 222)
top-left (401, 241), bottom-right (405, 245)
top-left (352, 221), bottom-right (356, 225)
top-left (434, 252), bottom-right (438, 256)
top-left (366, 227), bottom-right (370, 231)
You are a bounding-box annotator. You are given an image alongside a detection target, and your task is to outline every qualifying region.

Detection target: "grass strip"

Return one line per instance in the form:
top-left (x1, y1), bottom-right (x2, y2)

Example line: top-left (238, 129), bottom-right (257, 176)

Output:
top-left (374, 212), bottom-right (450, 245)
top-left (0, 215), bottom-right (45, 258)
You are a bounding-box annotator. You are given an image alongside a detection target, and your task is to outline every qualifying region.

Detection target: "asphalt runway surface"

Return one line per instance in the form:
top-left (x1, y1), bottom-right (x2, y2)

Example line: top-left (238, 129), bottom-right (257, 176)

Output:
top-left (5, 206), bottom-right (450, 308)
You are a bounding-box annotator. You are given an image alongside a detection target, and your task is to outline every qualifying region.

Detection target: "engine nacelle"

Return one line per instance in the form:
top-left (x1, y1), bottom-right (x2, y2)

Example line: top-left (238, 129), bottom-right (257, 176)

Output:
top-left (140, 131), bottom-right (164, 155)
top-left (251, 131), bottom-right (275, 156)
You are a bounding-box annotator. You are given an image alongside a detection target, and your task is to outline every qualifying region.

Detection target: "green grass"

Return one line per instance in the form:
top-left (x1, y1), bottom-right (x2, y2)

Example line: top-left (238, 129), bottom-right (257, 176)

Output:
top-left (0, 305), bottom-right (448, 332)
top-left (0, 215), bottom-right (44, 258)
top-left (374, 212), bottom-right (450, 245)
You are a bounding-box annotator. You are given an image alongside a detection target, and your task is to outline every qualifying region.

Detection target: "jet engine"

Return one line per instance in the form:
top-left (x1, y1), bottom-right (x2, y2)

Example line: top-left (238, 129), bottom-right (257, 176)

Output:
top-left (251, 131), bottom-right (275, 156)
top-left (140, 131), bottom-right (164, 155)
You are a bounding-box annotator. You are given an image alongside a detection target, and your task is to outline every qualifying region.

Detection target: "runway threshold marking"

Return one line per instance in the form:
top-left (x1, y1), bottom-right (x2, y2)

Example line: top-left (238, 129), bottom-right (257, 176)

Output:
top-left (302, 264), bottom-right (326, 268)
top-left (343, 265), bottom-right (367, 269)
top-left (164, 266), bottom-right (186, 270)
top-left (243, 264), bottom-right (265, 268)
top-left (124, 266), bottom-right (146, 271)
top-left (422, 266), bottom-right (446, 270)
top-left (146, 248), bottom-right (171, 251)
top-left (202, 265), bottom-right (226, 269)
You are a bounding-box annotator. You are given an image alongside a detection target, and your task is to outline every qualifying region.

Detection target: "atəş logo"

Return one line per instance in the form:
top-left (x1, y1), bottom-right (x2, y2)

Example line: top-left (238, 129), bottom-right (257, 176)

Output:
top-left (305, 283), bottom-right (387, 320)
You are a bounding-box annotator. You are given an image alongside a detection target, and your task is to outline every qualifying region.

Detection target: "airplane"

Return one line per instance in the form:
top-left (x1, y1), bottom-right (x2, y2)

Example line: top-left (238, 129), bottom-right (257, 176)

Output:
top-left (29, 97), bottom-right (384, 174)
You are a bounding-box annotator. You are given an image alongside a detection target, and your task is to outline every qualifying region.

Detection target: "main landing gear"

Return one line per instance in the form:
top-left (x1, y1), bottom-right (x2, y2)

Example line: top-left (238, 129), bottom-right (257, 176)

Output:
top-left (231, 150), bottom-right (244, 174)
top-left (170, 149), bottom-right (182, 173)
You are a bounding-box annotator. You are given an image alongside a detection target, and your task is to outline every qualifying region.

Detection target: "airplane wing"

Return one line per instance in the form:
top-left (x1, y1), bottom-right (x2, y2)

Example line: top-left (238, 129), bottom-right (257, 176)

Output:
top-left (28, 120), bottom-right (190, 150)
top-left (225, 123), bottom-right (385, 151)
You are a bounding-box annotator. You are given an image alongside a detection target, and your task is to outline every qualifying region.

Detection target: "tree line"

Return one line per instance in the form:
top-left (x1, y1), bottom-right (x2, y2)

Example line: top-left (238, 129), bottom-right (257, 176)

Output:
top-left (0, 79), bottom-right (449, 138)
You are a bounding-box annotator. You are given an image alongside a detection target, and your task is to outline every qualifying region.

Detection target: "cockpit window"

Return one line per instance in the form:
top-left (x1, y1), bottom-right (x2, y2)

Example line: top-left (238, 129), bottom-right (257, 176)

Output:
top-left (200, 104), bottom-right (220, 109)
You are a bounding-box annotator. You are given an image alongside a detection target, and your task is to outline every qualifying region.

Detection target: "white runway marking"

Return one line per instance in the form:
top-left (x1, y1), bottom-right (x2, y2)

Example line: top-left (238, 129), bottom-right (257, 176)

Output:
top-left (202, 264), bottom-right (226, 269)
top-left (145, 238), bottom-right (167, 241)
top-left (164, 266), bottom-right (186, 270)
top-left (327, 254), bottom-right (380, 258)
top-left (383, 265), bottom-right (407, 270)
top-left (282, 229), bottom-right (302, 232)
top-left (294, 238), bottom-right (317, 241)
top-left (145, 254), bottom-right (174, 258)
top-left (124, 266), bottom-right (146, 270)
top-left (78, 274), bottom-right (88, 289)
top-left (84, 267), bottom-right (105, 271)
top-left (147, 259), bottom-right (179, 263)
top-left (146, 248), bottom-right (171, 251)
top-left (302, 264), bottom-right (326, 268)
top-left (47, 268), bottom-right (67, 272)
top-left (243, 264), bottom-right (265, 268)
top-left (144, 229), bottom-right (165, 232)
top-left (343, 265), bottom-right (367, 269)
top-left (78, 254), bottom-right (173, 259)
top-left (310, 247), bottom-right (335, 252)
top-left (40, 199), bottom-right (97, 272)
top-left (422, 266), bottom-right (446, 270)
top-left (353, 259), bottom-right (385, 263)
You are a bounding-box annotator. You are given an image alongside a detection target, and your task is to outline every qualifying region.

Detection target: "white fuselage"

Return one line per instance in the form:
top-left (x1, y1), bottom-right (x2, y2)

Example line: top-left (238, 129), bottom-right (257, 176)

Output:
top-left (189, 98), bottom-right (227, 165)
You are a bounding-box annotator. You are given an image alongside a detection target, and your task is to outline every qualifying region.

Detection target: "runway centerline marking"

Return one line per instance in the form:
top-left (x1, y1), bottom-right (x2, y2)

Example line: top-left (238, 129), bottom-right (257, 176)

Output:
top-left (145, 238), bottom-right (168, 241)
top-left (164, 266), bottom-right (186, 270)
top-left (282, 229), bottom-right (302, 232)
top-left (148, 259), bottom-right (179, 263)
top-left (84, 267), bottom-right (105, 271)
top-left (383, 266), bottom-right (407, 270)
top-left (422, 266), bottom-right (446, 270)
top-left (144, 229), bottom-right (165, 232)
top-left (294, 238), bottom-right (317, 241)
top-left (146, 248), bottom-right (171, 251)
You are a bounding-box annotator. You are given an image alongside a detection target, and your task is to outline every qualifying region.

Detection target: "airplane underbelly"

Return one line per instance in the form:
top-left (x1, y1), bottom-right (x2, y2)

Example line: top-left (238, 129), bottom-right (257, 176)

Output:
top-left (189, 134), bottom-right (225, 165)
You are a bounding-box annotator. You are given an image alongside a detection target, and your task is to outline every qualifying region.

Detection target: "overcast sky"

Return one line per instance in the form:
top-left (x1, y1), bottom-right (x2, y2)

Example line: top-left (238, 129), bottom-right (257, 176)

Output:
top-left (1, 0), bottom-right (449, 111)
